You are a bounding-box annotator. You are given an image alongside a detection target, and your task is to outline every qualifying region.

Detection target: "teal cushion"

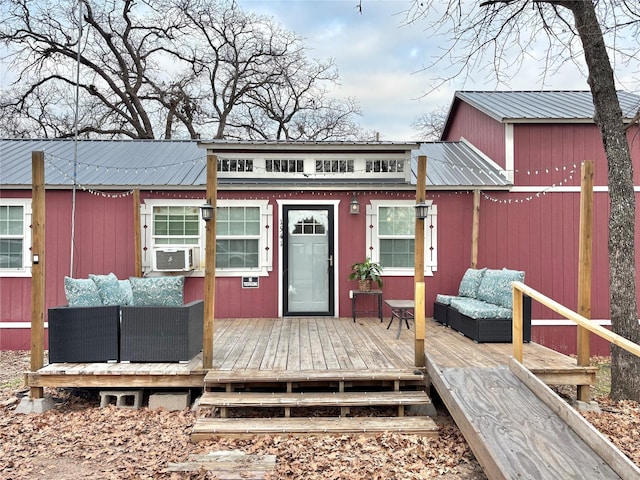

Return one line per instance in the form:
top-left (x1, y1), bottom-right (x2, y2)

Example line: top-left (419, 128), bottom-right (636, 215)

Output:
top-left (435, 294), bottom-right (461, 306)
top-left (129, 276), bottom-right (185, 306)
top-left (90, 273), bottom-right (128, 306)
top-left (450, 297), bottom-right (512, 320)
top-left (476, 268), bottom-right (525, 309)
top-left (64, 277), bottom-right (102, 307)
top-left (118, 279), bottom-right (133, 305)
top-left (458, 268), bottom-right (487, 298)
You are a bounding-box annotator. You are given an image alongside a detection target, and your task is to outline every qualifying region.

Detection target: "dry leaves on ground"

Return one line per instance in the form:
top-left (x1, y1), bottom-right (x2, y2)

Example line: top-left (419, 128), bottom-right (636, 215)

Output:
top-left (3, 350), bottom-right (640, 479)
top-left (1, 351), bottom-right (485, 480)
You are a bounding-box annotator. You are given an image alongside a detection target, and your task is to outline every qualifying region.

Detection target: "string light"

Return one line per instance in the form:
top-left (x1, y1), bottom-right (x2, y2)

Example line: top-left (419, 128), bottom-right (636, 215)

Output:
top-left (44, 150), bottom-right (583, 204)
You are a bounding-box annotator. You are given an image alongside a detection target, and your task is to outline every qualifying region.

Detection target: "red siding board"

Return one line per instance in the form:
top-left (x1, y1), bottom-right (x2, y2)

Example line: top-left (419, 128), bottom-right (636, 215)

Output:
top-left (443, 103), bottom-right (505, 167)
top-left (532, 325), bottom-right (611, 357)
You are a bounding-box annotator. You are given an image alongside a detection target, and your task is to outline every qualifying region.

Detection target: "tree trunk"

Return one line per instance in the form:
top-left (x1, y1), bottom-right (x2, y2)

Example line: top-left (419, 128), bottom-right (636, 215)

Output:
top-left (569, 1), bottom-right (640, 401)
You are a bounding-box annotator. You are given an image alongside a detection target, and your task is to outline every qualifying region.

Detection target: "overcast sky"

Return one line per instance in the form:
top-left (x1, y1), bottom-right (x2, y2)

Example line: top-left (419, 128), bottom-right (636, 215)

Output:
top-left (238, 0), bottom-right (637, 140)
top-left (1, 1), bottom-right (635, 141)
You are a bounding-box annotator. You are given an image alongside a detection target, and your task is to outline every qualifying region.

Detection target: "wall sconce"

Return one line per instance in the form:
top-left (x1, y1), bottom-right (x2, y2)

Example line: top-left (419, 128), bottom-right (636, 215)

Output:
top-left (415, 201), bottom-right (429, 219)
top-left (349, 194), bottom-right (360, 215)
top-left (200, 202), bottom-right (214, 222)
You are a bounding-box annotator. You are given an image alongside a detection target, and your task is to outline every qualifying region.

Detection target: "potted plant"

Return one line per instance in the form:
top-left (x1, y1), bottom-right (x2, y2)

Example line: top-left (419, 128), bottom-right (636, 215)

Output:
top-left (348, 258), bottom-right (383, 292)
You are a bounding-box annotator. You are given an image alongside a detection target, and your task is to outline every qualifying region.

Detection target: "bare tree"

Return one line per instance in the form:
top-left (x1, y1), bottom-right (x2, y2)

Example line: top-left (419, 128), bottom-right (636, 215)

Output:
top-left (413, 105), bottom-right (448, 141)
top-left (167, 0), bottom-right (298, 139)
top-left (232, 53), bottom-right (364, 141)
top-left (405, 0), bottom-right (640, 401)
top-left (1, 0), bottom-right (365, 141)
top-left (0, 0), bottom-right (192, 139)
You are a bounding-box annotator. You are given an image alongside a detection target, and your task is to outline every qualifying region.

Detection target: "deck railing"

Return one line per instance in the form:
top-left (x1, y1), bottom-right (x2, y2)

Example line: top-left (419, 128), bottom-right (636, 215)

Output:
top-left (511, 281), bottom-right (640, 364)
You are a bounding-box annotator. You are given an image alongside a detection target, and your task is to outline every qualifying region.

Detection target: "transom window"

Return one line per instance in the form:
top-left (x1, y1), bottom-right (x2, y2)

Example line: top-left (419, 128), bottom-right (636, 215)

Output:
top-left (0, 200), bottom-right (32, 277)
top-left (266, 159), bottom-right (304, 173)
top-left (218, 158), bottom-right (253, 172)
top-left (366, 159), bottom-right (404, 173)
top-left (315, 159), bottom-right (354, 173)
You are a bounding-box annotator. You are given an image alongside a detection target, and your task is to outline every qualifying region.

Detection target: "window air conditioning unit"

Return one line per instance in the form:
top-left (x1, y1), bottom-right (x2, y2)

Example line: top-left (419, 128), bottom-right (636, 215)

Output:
top-left (154, 248), bottom-right (194, 272)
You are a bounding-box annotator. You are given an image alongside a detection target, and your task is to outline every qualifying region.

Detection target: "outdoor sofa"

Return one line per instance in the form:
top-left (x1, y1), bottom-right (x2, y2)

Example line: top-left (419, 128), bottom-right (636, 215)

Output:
top-left (434, 267), bottom-right (531, 343)
top-left (48, 274), bottom-right (203, 363)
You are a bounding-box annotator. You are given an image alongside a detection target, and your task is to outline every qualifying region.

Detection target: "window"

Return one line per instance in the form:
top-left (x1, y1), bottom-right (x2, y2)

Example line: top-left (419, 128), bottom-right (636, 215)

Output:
top-left (216, 206), bottom-right (261, 269)
top-left (218, 158), bottom-right (253, 173)
top-left (153, 206), bottom-right (200, 246)
top-left (142, 199), bottom-right (272, 276)
top-left (365, 159), bottom-right (404, 173)
top-left (266, 159), bottom-right (304, 173)
top-left (366, 200), bottom-right (437, 276)
top-left (316, 159), bottom-right (354, 173)
top-left (378, 206), bottom-right (415, 268)
top-left (0, 199), bottom-right (32, 277)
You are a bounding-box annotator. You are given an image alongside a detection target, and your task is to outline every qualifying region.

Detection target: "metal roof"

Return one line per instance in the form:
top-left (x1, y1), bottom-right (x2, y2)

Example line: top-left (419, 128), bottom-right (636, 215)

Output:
top-left (414, 141), bottom-right (511, 189)
top-left (0, 138), bottom-right (510, 190)
top-left (0, 138), bottom-right (206, 188)
top-left (452, 90), bottom-right (640, 122)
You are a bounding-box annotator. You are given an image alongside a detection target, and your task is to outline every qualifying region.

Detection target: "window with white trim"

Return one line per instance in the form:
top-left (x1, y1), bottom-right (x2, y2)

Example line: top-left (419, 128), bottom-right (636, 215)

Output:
top-left (366, 200), bottom-right (437, 276)
top-left (0, 199), bottom-right (32, 277)
top-left (142, 199), bottom-right (273, 276)
top-left (216, 205), bottom-right (261, 269)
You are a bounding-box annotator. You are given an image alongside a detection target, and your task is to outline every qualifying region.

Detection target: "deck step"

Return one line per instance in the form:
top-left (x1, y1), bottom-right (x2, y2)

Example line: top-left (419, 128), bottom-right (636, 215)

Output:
top-left (191, 416), bottom-right (439, 440)
top-left (204, 368), bottom-right (425, 385)
top-left (199, 390), bottom-right (431, 409)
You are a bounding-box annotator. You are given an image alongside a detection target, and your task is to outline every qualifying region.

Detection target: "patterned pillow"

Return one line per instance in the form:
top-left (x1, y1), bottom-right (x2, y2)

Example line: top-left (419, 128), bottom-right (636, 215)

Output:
top-left (90, 273), bottom-right (128, 306)
top-left (64, 277), bottom-right (102, 307)
top-left (119, 279), bottom-right (133, 305)
top-left (458, 268), bottom-right (487, 298)
top-left (476, 268), bottom-right (525, 309)
top-left (129, 276), bottom-right (185, 306)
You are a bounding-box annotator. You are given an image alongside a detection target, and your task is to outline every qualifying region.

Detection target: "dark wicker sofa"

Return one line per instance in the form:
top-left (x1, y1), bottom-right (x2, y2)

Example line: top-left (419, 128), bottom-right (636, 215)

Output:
top-left (48, 300), bottom-right (204, 363)
top-left (48, 305), bottom-right (120, 363)
top-left (120, 300), bottom-right (204, 362)
top-left (434, 268), bottom-right (532, 343)
top-left (49, 274), bottom-right (204, 363)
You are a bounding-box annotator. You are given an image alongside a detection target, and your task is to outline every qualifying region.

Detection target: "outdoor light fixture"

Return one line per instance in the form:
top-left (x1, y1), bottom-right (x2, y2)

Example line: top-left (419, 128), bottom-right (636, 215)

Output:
top-left (200, 202), bottom-right (214, 222)
top-left (415, 202), bottom-right (429, 220)
top-left (349, 194), bottom-right (360, 215)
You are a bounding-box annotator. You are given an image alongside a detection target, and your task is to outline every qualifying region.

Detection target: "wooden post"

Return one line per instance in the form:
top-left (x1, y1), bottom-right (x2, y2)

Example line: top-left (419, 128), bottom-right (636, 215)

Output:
top-left (577, 160), bottom-right (594, 402)
top-left (133, 189), bottom-right (142, 277)
top-left (202, 154), bottom-right (218, 369)
top-left (471, 189), bottom-right (480, 268)
top-left (30, 151), bottom-right (45, 400)
top-left (415, 282), bottom-right (426, 366)
top-left (512, 286), bottom-right (523, 363)
top-left (414, 155), bottom-right (427, 368)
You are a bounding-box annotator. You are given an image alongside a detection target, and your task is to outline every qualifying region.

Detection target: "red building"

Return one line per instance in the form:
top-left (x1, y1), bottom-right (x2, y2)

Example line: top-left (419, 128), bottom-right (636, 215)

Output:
top-left (1, 90), bottom-right (639, 355)
top-left (440, 91), bottom-right (640, 355)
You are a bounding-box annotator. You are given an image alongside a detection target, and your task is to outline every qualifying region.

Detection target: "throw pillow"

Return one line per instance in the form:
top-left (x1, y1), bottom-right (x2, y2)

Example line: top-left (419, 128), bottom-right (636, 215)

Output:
top-left (476, 268), bottom-right (525, 309)
top-left (458, 268), bottom-right (487, 298)
top-left (129, 276), bottom-right (185, 306)
top-left (90, 273), bottom-right (128, 306)
top-left (119, 279), bottom-right (133, 305)
top-left (64, 277), bottom-right (102, 307)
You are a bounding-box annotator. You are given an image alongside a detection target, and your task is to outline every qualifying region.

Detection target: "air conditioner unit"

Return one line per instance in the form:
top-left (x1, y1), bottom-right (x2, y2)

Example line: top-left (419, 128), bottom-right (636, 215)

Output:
top-left (154, 248), bottom-right (194, 272)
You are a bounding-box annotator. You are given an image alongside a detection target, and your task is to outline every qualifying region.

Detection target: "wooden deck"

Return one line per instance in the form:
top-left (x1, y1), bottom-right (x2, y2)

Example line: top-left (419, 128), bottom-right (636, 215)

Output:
top-left (28, 316), bottom-right (594, 389)
top-left (425, 319), bottom-right (598, 386)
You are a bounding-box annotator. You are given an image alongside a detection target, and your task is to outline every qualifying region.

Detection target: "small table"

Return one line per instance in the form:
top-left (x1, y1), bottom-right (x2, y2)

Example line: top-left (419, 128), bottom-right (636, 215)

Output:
top-left (385, 299), bottom-right (415, 339)
top-left (351, 290), bottom-right (383, 322)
